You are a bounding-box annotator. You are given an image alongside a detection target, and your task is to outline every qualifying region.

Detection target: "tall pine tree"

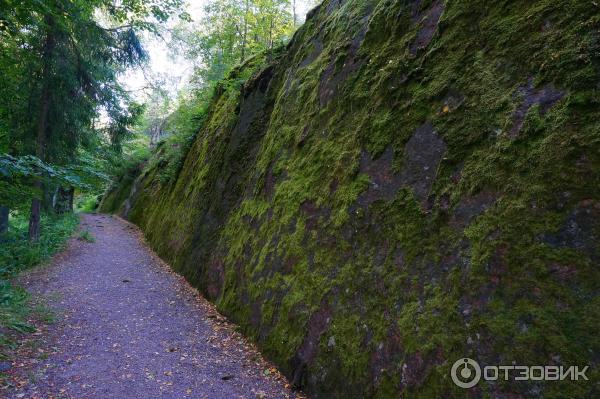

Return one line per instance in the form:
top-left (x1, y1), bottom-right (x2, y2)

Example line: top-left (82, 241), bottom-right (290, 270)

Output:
top-left (0, 0), bottom-right (184, 240)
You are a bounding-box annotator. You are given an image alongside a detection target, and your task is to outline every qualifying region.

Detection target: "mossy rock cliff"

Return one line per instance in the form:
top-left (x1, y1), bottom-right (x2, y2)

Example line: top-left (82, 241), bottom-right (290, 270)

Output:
top-left (100, 0), bottom-right (600, 397)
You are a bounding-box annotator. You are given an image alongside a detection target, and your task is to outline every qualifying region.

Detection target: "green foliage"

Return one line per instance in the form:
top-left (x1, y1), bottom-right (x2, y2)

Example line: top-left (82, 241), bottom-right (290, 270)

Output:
top-left (125, 0), bottom-right (297, 190)
top-left (0, 213), bottom-right (79, 278)
top-left (0, 153), bottom-right (109, 211)
top-left (178, 0), bottom-right (294, 85)
top-left (132, 91), bottom-right (207, 186)
top-left (0, 0), bottom-right (159, 158)
top-left (78, 230), bottom-right (95, 242)
top-left (0, 0), bottom-right (186, 237)
top-left (0, 283), bottom-right (37, 337)
top-left (0, 212), bottom-right (78, 343)
top-left (75, 194), bottom-right (102, 213)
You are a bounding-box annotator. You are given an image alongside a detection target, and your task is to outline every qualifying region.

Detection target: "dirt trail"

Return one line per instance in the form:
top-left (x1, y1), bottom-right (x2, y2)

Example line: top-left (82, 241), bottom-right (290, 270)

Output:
top-left (7, 214), bottom-right (298, 399)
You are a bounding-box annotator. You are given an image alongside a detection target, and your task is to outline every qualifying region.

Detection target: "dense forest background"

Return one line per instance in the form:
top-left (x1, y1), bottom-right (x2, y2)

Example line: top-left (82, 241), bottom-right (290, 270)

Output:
top-left (0, 0), bottom-right (313, 347)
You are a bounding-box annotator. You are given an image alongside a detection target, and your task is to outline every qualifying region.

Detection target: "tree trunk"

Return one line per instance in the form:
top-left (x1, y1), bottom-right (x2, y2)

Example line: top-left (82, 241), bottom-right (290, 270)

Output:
top-left (293, 0), bottom-right (297, 28)
top-left (54, 186), bottom-right (74, 214)
top-left (28, 90), bottom-right (50, 241)
top-left (0, 206), bottom-right (8, 236)
top-left (28, 195), bottom-right (42, 241)
top-left (241, 0), bottom-right (249, 63)
top-left (68, 188), bottom-right (74, 211)
top-left (268, 17), bottom-right (274, 57)
top-left (43, 182), bottom-right (56, 213)
top-left (29, 16), bottom-right (55, 242)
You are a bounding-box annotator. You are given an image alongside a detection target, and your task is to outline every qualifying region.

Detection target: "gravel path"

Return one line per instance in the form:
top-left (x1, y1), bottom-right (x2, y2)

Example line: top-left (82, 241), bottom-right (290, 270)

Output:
top-left (6, 214), bottom-right (298, 399)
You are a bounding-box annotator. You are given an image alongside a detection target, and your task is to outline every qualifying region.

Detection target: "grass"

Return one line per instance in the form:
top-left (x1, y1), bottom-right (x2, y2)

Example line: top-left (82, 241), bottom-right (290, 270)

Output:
top-left (0, 212), bottom-right (79, 358)
top-left (78, 230), bottom-right (95, 242)
top-left (75, 194), bottom-right (101, 213)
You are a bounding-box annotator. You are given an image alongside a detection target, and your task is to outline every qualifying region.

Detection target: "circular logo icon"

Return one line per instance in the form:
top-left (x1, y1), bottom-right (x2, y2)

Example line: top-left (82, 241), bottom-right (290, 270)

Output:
top-left (451, 358), bottom-right (481, 388)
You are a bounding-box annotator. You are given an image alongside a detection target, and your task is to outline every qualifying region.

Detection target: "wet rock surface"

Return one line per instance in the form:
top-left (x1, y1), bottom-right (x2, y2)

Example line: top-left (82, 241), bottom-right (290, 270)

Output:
top-left (509, 79), bottom-right (565, 137)
top-left (409, 0), bottom-right (445, 55)
top-left (399, 122), bottom-right (447, 206)
top-left (290, 302), bottom-right (332, 389)
top-left (358, 123), bottom-right (447, 208)
top-left (450, 191), bottom-right (497, 229)
top-left (358, 147), bottom-right (403, 207)
top-left (543, 200), bottom-right (600, 261)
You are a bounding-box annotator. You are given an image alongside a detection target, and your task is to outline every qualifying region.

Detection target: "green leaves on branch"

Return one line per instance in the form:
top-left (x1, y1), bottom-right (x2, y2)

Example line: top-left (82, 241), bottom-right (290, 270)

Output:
top-left (0, 154), bottom-right (102, 188)
top-left (176, 0), bottom-right (295, 92)
top-left (0, 154), bottom-right (110, 208)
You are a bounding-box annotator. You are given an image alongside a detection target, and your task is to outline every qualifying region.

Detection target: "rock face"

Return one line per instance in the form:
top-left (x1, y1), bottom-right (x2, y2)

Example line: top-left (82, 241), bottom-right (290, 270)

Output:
top-left (101, 1), bottom-right (600, 397)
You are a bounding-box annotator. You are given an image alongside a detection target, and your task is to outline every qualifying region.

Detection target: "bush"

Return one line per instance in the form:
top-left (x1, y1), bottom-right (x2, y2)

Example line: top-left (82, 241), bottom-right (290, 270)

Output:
top-left (75, 194), bottom-right (101, 213)
top-left (0, 212), bottom-right (78, 348)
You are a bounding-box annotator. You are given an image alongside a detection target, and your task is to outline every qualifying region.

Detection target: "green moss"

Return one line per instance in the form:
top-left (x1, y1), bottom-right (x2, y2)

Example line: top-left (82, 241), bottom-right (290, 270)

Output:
top-left (102, 0), bottom-right (600, 397)
top-left (98, 164), bottom-right (140, 214)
